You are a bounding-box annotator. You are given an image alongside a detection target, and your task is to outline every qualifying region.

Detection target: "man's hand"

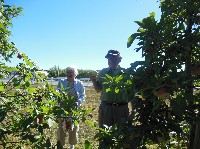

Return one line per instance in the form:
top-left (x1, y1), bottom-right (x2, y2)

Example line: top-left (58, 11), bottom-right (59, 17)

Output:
top-left (89, 70), bottom-right (98, 82)
top-left (89, 70), bottom-right (102, 92)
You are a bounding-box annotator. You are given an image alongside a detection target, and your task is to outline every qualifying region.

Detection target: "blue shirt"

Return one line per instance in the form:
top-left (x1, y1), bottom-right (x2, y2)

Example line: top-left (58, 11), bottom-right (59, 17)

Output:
top-left (57, 78), bottom-right (86, 108)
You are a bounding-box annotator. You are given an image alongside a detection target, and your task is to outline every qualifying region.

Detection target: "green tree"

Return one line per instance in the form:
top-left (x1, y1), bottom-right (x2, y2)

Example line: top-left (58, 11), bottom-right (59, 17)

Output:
top-left (0, 2), bottom-right (93, 148)
top-left (95, 0), bottom-right (199, 148)
top-left (127, 0), bottom-right (200, 148)
top-left (47, 66), bottom-right (96, 78)
top-left (77, 69), bottom-right (96, 79)
top-left (48, 65), bottom-right (60, 78)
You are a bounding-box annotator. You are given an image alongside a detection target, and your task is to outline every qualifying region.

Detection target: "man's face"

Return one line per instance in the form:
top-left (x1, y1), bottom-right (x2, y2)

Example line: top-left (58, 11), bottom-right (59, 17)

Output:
top-left (108, 56), bottom-right (121, 69)
top-left (66, 70), bottom-right (75, 82)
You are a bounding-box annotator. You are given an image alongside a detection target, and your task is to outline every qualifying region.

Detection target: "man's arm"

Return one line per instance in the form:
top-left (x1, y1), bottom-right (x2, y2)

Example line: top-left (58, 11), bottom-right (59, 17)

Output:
top-left (89, 71), bottom-right (102, 93)
top-left (91, 78), bottom-right (102, 93)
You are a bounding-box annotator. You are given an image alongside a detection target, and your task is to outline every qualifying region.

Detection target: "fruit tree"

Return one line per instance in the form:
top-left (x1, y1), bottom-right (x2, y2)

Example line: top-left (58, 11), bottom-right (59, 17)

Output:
top-left (0, 2), bottom-right (93, 148)
top-left (127, 0), bottom-right (200, 148)
top-left (95, 0), bottom-right (199, 148)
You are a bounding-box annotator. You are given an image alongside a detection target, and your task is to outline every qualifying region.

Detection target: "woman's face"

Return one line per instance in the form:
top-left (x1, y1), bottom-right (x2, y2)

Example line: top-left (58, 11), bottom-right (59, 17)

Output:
top-left (66, 70), bottom-right (76, 82)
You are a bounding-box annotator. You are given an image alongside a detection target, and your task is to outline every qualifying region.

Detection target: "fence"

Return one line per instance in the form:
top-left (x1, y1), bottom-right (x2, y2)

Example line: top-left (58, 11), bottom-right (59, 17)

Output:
top-left (0, 77), bottom-right (92, 87)
top-left (47, 77), bottom-right (92, 86)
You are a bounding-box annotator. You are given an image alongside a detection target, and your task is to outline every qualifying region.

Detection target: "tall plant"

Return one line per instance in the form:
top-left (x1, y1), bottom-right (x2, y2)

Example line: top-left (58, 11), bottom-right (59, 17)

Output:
top-left (94, 0), bottom-right (199, 148)
top-left (126, 0), bottom-right (200, 148)
top-left (0, 2), bottom-right (93, 148)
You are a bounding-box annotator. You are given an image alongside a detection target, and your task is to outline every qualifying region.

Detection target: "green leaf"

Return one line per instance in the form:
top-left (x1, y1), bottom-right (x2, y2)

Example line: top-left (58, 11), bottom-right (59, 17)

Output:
top-left (84, 108), bottom-right (93, 114)
top-left (149, 12), bottom-right (155, 18)
top-left (134, 21), bottom-right (144, 27)
top-left (171, 100), bottom-right (184, 118)
top-left (86, 120), bottom-right (96, 127)
top-left (26, 108), bottom-right (34, 114)
top-left (130, 61), bottom-right (145, 70)
top-left (12, 78), bottom-right (21, 86)
top-left (0, 108), bottom-right (7, 122)
top-left (28, 87), bottom-right (37, 94)
top-left (115, 87), bottom-right (119, 93)
top-left (21, 117), bottom-right (33, 128)
top-left (0, 22), bottom-right (6, 32)
top-left (138, 28), bottom-right (145, 32)
top-left (25, 81), bottom-right (31, 87)
top-left (127, 33), bottom-right (138, 48)
top-left (0, 85), bottom-right (5, 91)
top-left (106, 88), bottom-right (111, 92)
top-left (85, 140), bottom-right (92, 149)
top-left (23, 54), bottom-right (34, 68)
top-left (115, 75), bottom-right (123, 83)
top-left (46, 138), bottom-right (51, 149)
top-left (41, 106), bottom-right (50, 114)
top-left (28, 134), bottom-right (37, 143)
top-left (38, 125), bottom-right (43, 134)
top-left (125, 80), bottom-right (132, 85)
top-left (105, 74), bottom-right (113, 80)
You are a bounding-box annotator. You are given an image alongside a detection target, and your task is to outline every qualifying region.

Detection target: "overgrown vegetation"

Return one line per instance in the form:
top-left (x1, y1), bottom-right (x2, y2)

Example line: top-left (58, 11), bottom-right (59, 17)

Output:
top-left (94, 0), bottom-right (200, 148)
top-left (0, 2), bottom-right (95, 148)
top-left (47, 66), bottom-right (96, 79)
top-left (0, 0), bottom-right (199, 149)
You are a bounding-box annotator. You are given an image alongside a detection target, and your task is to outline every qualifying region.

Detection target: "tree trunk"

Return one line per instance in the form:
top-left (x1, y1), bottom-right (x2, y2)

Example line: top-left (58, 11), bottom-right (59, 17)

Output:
top-left (185, 14), bottom-right (195, 147)
top-left (185, 54), bottom-right (194, 149)
top-left (189, 124), bottom-right (195, 149)
top-left (193, 123), bottom-right (200, 149)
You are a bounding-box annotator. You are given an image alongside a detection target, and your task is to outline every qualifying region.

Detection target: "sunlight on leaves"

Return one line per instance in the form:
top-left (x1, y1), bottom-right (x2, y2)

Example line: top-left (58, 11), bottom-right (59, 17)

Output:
top-left (106, 88), bottom-right (111, 92)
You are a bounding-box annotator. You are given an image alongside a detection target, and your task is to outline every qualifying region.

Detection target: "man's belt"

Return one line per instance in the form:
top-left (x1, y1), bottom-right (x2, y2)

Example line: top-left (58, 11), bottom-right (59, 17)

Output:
top-left (102, 101), bottom-right (128, 107)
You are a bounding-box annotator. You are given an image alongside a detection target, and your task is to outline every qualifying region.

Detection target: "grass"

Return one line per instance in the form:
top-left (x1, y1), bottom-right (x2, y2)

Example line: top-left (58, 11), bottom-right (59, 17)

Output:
top-left (72, 86), bottom-right (101, 149)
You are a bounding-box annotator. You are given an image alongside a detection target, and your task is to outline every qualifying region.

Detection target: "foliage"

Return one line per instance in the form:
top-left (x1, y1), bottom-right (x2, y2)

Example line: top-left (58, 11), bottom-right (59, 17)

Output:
top-left (0, 2), bottom-right (94, 148)
top-left (77, 69), bottom-right (96, 79)
top-left (94, 0), bottom-right (200, 148)
top-left (47, 65), bottom-right (61, 78)
top-left (48, 66), bottom-right (96, 79)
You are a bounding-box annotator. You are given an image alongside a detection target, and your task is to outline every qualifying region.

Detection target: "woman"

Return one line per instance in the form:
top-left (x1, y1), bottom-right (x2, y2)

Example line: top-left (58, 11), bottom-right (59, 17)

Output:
top-left (57, 66), bottom-right (86, 149)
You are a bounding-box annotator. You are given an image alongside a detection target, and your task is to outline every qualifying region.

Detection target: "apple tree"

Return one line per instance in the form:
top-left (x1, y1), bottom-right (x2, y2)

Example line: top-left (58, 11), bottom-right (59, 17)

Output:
top-left (126, 0), bottom-right (200, 148)
top-left (94, 0), bottom-right (199, 148)
top-left (0, 2), bottom-right (93, 149)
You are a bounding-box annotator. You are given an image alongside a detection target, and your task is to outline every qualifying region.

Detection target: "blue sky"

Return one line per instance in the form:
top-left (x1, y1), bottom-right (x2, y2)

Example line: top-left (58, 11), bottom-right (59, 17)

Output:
top-left (7, 0), bottom-right (161, 70)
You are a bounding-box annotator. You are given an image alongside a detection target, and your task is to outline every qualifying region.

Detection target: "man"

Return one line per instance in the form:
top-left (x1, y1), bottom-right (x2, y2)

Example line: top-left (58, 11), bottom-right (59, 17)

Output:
top-left (90, 50), bottom-right (130, 128)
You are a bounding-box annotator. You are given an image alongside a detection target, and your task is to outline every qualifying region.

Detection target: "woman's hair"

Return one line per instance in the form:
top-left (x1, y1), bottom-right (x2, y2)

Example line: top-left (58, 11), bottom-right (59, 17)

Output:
top-left (66, 65), bottom-right (78, 76)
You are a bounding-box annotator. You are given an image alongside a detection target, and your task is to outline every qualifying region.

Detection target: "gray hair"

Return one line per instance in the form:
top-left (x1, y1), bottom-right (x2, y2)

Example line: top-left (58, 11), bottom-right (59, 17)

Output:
top-left (66, 65), bottom-right (78, 76)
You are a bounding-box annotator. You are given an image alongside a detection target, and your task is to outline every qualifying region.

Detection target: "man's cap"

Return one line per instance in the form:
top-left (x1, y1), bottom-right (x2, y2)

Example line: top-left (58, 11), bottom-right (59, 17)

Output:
top-left (105, 50), bottom-right (121, 58)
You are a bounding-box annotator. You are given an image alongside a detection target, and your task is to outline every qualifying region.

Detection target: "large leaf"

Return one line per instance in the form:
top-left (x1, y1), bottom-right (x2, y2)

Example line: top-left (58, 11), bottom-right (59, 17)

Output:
top-left (85, 140), bottom-right (92, 149)
top-left (171, 100), bottom-right (184, 118)
top-left (130, 61), bottom-right (145, 70)
top-left (0, 82), bottom-right (5, 91)
top-left (28, 87), bottom-right (37, 94)
top-left (0, 107), bottom-right (7, 122)
top-left (127, 33), bottom-right (139, 48)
